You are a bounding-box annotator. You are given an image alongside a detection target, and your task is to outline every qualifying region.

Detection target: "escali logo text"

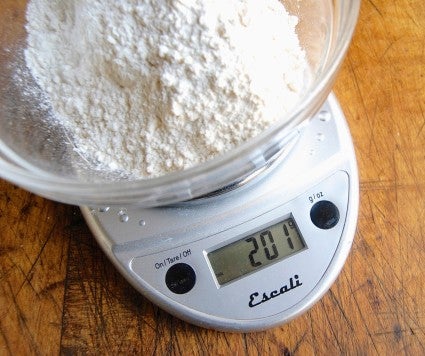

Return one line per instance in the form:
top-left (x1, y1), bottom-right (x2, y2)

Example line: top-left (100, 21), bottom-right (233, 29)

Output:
top-left (248, 275), bottom-right (302, 308)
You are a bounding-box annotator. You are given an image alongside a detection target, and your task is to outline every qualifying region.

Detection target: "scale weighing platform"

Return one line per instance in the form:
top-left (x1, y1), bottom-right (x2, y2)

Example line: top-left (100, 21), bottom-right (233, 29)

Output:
top-left (82, 94), bottom-right (359, 332)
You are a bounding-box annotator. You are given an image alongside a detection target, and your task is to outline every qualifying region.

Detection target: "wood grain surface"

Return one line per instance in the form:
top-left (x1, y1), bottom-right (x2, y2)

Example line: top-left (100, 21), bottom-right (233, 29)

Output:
top-left (1, 0), bottom-right (424, 354)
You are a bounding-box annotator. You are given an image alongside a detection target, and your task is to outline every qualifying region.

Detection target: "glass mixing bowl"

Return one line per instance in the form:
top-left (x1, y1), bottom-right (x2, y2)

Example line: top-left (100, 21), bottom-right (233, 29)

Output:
top-left (0, 0), bottom-right (360, 207)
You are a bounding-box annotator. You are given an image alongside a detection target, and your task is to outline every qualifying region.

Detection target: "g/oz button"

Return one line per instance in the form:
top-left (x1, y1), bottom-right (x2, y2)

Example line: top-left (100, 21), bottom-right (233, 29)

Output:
top-left (165, 263), bottom-right (196, 294)
top-left (310, 200), bottom-right (340, 229)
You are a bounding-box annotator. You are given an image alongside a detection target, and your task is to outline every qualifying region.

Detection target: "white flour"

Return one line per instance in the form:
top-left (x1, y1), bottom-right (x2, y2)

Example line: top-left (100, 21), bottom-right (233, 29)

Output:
top-left (25, 0), bottom-right (307, 178)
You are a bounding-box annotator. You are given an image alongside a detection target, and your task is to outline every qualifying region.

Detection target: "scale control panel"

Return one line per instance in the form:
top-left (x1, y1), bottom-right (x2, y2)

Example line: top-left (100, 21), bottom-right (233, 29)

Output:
top-left (162, 198), bottom-right (340, 296)
top-left (120, 171), bottom-right (350, 328)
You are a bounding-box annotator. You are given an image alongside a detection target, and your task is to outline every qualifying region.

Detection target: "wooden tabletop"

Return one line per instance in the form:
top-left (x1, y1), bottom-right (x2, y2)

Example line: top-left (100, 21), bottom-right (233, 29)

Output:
top-left (1, 0), bottom-right (424, 354)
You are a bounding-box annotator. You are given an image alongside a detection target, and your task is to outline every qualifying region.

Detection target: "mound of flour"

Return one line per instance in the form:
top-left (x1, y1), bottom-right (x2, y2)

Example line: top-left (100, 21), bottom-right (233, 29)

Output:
top-left (25, 0), bottom-right (307, 178)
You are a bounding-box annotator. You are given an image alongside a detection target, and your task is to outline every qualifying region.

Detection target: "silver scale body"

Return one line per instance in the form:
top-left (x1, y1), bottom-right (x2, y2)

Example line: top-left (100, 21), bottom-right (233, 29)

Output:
top-left (82, 94), bottom-right (359, 332)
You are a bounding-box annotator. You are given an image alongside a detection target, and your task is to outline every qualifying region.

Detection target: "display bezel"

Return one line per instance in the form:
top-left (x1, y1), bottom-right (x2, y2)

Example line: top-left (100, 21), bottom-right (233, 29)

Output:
top-left (206, 214), bottom-right (308, 287)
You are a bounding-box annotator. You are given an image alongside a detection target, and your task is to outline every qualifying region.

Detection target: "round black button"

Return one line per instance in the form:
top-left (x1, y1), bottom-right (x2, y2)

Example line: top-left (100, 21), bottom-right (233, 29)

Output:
top-left (165, 263), bottom-right (196, 294)
top-left (310, 200), bottom-right (340, 229)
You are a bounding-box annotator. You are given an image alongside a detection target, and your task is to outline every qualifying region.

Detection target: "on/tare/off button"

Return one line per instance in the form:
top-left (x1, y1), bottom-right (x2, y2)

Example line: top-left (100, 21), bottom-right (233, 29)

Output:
top-left (165, 263), bottom-right (196, 294)
top-left (310, 200), bottom-right (340, 229)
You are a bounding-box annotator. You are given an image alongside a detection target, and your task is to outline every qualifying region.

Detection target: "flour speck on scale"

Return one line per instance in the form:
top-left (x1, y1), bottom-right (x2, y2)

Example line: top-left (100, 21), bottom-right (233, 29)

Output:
top-left (24, 0), bottom-right (307, 178)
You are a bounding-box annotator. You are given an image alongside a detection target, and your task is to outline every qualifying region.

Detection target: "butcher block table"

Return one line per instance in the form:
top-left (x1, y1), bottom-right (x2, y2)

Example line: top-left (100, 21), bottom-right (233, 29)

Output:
top-left (1, 0), bottom-right (424, 354)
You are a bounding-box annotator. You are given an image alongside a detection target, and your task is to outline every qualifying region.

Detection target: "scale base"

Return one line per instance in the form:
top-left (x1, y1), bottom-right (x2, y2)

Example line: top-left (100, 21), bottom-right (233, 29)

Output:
top-left (82, 94), bottom-right (359, 332)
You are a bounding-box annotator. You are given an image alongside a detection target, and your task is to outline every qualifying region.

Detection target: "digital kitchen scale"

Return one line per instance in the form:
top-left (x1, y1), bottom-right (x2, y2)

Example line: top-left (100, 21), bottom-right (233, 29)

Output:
top-left (82, 94), bottom-right (359, 332)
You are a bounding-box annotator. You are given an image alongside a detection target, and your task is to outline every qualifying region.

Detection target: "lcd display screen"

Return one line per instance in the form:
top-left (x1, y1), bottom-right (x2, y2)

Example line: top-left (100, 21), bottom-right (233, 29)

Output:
top-left (208, 217), bottom-right (306, 285)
